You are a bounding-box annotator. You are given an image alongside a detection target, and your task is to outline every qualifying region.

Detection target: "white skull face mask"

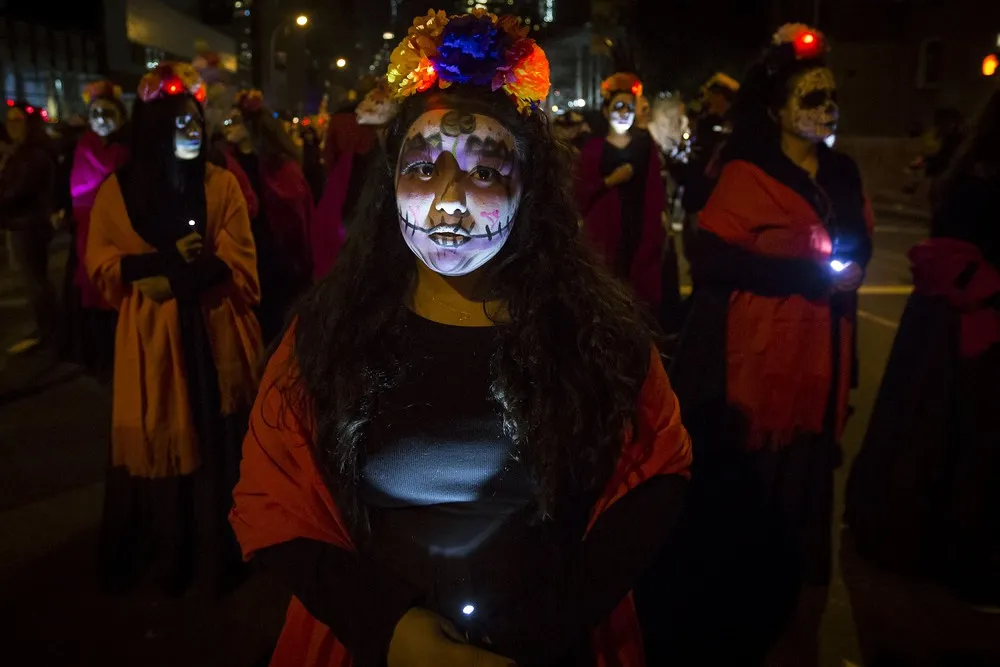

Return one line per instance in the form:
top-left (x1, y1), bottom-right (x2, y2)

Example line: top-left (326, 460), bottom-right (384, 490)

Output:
top-left (782, 67), bottom-right (839, 143)
top-left (606, 92), bottom-right (636, 135)
top-left (89, 99), bottom-right (122, 137)
top-left (174, 98), bottom-right (204, 161)
top-left (395, 109), bottom-right (522, 277)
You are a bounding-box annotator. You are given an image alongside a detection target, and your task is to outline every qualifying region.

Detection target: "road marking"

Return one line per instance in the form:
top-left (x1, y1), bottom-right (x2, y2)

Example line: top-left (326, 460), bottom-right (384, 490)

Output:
top-left (678, 285), bottom-right (913, 296)
top-left (858, 309), bottom-right (899, 329)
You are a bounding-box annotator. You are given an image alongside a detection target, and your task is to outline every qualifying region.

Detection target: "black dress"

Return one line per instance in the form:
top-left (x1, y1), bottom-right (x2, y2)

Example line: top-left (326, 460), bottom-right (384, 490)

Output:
top-left (99, 165), bottom-right (247, 596)
top-left (846, 168), bottom-right (1000, 606)
top-left (600, 135), bottom-right (649, 280)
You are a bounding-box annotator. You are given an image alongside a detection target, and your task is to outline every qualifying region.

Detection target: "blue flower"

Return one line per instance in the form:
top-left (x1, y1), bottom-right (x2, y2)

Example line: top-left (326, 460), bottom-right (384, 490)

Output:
top-left (431, 14), bottom-right (511, 87)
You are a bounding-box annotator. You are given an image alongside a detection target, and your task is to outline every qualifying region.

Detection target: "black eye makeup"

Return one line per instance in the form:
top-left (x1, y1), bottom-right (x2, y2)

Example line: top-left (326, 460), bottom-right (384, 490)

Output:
top-left (613, 101), bottom-right (635, 113)
top-left (799, 89), bottom-right (838, 110)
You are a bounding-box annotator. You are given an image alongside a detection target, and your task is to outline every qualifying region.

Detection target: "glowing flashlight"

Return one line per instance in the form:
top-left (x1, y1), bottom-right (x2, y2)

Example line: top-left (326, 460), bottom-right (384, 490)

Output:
top-left (830, 259), bottom-right (851, 273)
top-left (461, 604), bottom-right (475, 616)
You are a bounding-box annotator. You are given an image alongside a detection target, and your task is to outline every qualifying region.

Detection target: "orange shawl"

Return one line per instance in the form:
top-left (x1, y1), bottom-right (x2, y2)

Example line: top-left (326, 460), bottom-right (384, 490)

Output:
top-left (231, 331), bottom-right (692, 667)
top-left (699, 159), bottom-right (872, 448)
top-left (86, 165), bottom-right (263, 478)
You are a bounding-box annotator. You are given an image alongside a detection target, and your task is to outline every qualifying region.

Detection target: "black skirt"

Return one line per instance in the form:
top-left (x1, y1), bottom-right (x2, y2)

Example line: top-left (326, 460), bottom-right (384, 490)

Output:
top-left (847, 294), bottom-right (1000, 605)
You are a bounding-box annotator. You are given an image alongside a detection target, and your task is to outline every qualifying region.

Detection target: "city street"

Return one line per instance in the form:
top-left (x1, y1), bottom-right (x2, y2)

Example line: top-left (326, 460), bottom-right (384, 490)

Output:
top-left (2, 215), bottom-right (998, 667)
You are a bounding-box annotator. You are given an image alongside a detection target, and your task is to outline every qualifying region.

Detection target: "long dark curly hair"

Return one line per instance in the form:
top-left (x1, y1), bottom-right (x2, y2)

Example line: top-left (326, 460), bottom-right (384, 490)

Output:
top-left (286, 86), bottom-right (656, 537)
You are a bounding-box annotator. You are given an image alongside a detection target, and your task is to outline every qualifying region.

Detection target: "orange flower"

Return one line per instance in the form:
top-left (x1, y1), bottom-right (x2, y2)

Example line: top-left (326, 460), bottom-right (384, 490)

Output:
top-left (504, 43), bottom-right (551, 112)
top-left (387, 10), bottom-right (448, 99)
top-left (497, 15), bottom-right (529, 40)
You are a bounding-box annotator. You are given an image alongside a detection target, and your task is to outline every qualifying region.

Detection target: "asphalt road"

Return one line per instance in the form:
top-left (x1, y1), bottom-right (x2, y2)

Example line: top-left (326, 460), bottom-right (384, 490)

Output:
top-left (2, 216), bottom-right (998, 667)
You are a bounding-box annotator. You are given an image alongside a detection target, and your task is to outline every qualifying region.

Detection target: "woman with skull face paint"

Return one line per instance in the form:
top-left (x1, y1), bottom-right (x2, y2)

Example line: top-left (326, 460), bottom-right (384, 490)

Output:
top-left (68, 80), bottom-right (129, 376)
top-left (231, 11), bottom-right (691, 667)
top-left (86, 63), bottom-right (262, 594)
top-left (667, 24), bottom-right (873, 667)
top-left (576, 73), bottom-right (667, 316)
top-left (222, 89), bottom-right (313, 344)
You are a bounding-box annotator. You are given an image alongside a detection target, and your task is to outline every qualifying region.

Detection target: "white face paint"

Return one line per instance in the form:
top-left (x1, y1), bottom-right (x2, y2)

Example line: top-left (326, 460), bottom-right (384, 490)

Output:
top-left (88, 99), bottom-right (122, 137)
top-left (395, 109), bottom-right (522, 277)
top-left (606, 92), bottom-right (636, 135)
top-left (174, 98), bottom-right (203, 161)
top-left (780, 67), bottom-right (839, 143)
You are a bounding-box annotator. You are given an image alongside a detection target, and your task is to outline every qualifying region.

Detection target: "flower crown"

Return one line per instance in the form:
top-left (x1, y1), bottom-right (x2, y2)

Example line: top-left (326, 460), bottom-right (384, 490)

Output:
top-left (601, 72), bottom-right (643, 101)
top-left (386, 9), bottom-right (551, 115)
top-left (771, 23), bottom-right (827, 62)
top-left (137, 62), bottom-right (206, 104)
top-left (235, 89), bottom-right (265, 115)
top-left (82, 80), bottom-right (123, 106)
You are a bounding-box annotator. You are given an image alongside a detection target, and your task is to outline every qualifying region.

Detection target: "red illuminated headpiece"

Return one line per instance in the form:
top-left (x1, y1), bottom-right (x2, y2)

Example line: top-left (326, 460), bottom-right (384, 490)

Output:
top-left (235, 89), bottom-right (265, 115)
top-left (771, 23), bottom-right (827, 61)
top-left (601, 72), bottom-right (643, 102)
top-left (137, 62), bottom-right (206, 104)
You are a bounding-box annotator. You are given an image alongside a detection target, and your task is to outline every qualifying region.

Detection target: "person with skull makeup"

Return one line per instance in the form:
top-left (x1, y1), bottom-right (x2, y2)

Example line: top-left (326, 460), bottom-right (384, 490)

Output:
top-left (576, 73), bottom-right (667, 316)
top-left (86, 63), bottom-right (262, 594)
top-left (222, 89), bottom-right (313, 344)
top-left (667, 24), bottom-right (874, 667)
top-left (66, 80), bottom-right (129, 376)
top-left (231, 11), bottom-right (691, 667)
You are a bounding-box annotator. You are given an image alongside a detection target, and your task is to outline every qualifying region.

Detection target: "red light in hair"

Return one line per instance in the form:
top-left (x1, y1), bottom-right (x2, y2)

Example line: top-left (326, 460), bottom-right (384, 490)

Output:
top-left (6, 99), bottom-right (13, 107)
top-left (166, 81), bottom-right (181, 95)
top-left (40, 109), bottom-right (49, 120)
top-left (301, 117), bottom-right (311, 126)
top-left (793, 31), bottom-right (823, 59)
top-left (194, 86), bottom-right (206, 103)
top-left (630, 81), bottom-right (643, 96)
top-left (983, 53), bottom-right (999, 77)
top-left (25, 105), bottom-right (34, 114)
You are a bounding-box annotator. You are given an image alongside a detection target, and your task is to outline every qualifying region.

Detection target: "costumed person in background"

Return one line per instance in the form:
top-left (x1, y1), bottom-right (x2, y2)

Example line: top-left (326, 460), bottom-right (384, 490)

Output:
top-left (666, 25), bottom-right (873, 667)
top-left (87, 63), bottom-right (262, 595)
top-left (679, 72), bottom-right (739, 261)
top-left (231, 11), bottom-right (692, 667)
top-left (299, 122), bottom-right (325, 204)
top-left (577, 72), bottom-right (666, 317)
top-left (0, 101), bottom-right (57, 355)
top-left (67, 81), bottom-right (129, 378)
top-left (846, 91), bottom-right (1000, 660)
top-left (551, 110), bottom-right (592, 152)
top-left (311, 79), bottom-right (382, 280)
top-left (224, 89), bottom-right (313, 344)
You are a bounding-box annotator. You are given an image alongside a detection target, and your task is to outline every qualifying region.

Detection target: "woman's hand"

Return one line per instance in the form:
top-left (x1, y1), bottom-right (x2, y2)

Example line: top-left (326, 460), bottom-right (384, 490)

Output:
top-left (604, 163), bottom-right (634, 188)
top-left (388, 608), bottom-right (515, 667)
top-left (831, 261), bottom-right (864, 292)
top-left (135, 276), bottom-right (173, 302)
top-left (175, 232), bottom-right (203, 263)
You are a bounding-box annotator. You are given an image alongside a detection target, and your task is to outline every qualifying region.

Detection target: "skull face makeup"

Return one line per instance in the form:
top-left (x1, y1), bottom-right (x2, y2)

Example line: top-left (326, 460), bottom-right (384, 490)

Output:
top-left (780, 67), bottom-right (839, 143)
top-left (89, 99), bottom-right (122, 137)
top-left (395, 109), bottom-right (522, 277)
top-left (174, 98), bottom-right (204, 161)
top-left (606, 92), bottom-right (636, 135)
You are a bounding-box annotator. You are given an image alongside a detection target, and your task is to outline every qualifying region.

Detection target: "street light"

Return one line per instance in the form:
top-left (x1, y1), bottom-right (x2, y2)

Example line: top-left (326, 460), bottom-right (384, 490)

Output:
top-left (383, 31), bottom-right (395, 40)
top-left (296, 15), bottom-right (309, 27)
top-left (336, 58), bottom-right (348, 69)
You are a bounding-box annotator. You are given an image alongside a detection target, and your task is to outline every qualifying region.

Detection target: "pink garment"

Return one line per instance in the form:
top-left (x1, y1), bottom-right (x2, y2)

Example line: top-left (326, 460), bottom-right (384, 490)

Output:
top-left (71, 130), bottom-right (128, 309)
top-left (576, 136), bottom-right (666, 309)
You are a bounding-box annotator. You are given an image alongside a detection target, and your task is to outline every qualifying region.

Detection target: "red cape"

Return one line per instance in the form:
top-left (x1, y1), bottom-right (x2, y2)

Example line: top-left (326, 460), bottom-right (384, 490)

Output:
top-left (576, 136), bottom-right (666, 309)
top-left (70, 130), bottom-right (128, 308)
top-left (231, 329), bottom-right (692, 667)
top-left (910, 237), bottom-right (1000, 358)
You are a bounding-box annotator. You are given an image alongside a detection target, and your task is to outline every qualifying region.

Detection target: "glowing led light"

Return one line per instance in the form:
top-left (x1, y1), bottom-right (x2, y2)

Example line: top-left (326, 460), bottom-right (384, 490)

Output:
top-left (336, 58), bottom-right (347, 68)
top-left (983, 53), bottom-right (999, 77)
top-left (292, 116), bottom-right (300, 123)
top-left (188, 219), bottom-right (196, 227)
top-left (802, 33), bottom-right (815, 44)
top-left (295, 15), bottom-right (309, 27)
top-left (462, 604), bottom-right (475, 616)
top-left (25, 105), bottom-right (34, 113)
top-left (382, 31), bottom-right (395, 40)
top-left (830, 260), bottom-right (849, 273)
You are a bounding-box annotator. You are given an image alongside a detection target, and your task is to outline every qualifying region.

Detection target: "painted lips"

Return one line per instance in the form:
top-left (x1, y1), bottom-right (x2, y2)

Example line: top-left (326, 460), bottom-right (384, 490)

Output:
top-left (429, 231), bottom-right (471, 247)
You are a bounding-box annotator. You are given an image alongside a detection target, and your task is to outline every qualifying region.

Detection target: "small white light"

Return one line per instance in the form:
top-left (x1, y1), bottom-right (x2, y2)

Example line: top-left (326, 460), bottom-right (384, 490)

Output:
top-left (551, 105), bottom-right (559, 113)
top-left (824, 134), bottom-right (837, 148)
top-left (830, 259), bottom-right (848, 272)
top-left (462, 604), bottom-right (475, 616)
top-left (382, 31), bottom-right (395, 40)
top-left (292, 116), bottom-right (300, 124)
top-left (188, 219), bottom-right (196, 227)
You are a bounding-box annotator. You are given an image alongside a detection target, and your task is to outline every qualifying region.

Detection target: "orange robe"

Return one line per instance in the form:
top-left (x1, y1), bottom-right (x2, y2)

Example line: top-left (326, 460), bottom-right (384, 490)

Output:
top-left (230, 333), bottom-right (692, 667)
top-left (86, 164), bottom-right (263, 478)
